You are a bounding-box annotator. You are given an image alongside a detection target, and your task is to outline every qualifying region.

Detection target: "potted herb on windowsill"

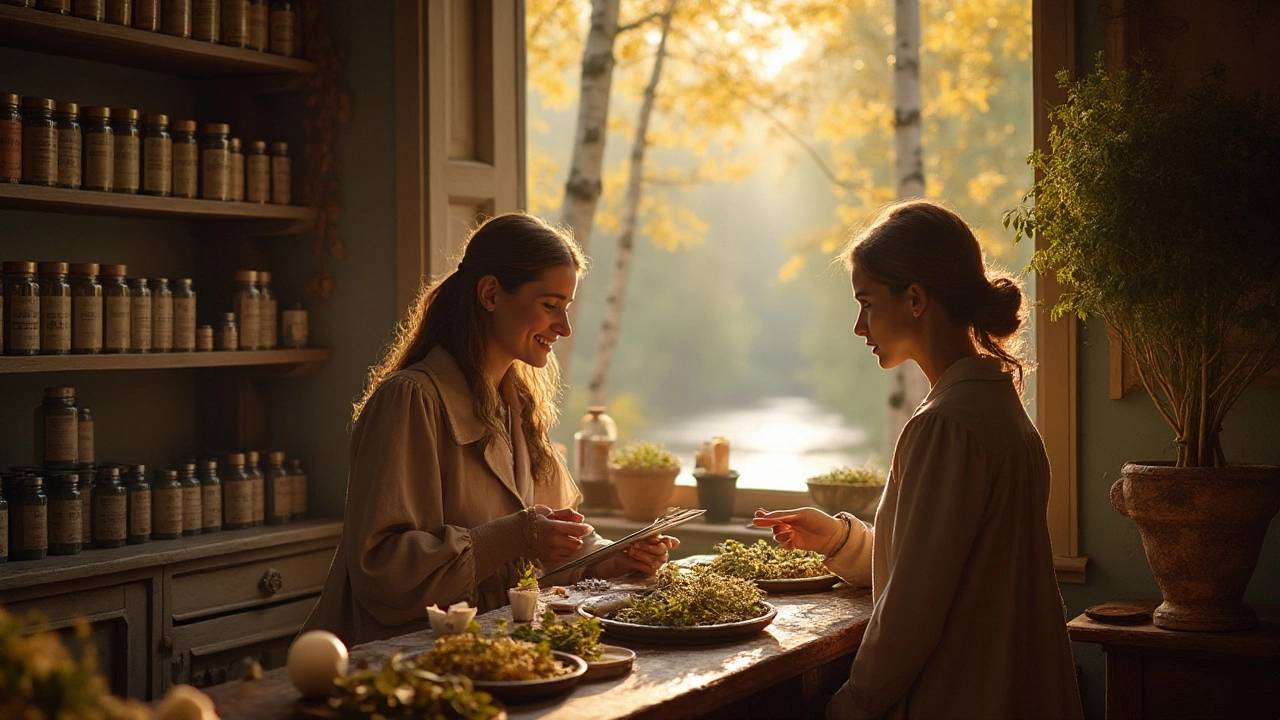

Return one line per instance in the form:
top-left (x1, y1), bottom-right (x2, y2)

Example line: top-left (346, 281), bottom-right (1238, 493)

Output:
top-left (1006, 58), bottom-right (1280, 631)
top-left (806, 466), bottom-right (886, 521)
top-left (609, 441), bottom-right (680, 523)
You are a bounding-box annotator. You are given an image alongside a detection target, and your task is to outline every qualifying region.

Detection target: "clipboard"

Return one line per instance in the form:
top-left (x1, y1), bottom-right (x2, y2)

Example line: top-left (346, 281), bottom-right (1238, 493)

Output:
top-left (545, 507), bottom-right (706, 578)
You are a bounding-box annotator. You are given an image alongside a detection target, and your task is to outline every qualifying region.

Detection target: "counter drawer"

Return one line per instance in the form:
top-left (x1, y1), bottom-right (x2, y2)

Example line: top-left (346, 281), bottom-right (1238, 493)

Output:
top-left (168, 596), bottom-right (315, 690)
top-left (170, 546), bottom-right (333, 622)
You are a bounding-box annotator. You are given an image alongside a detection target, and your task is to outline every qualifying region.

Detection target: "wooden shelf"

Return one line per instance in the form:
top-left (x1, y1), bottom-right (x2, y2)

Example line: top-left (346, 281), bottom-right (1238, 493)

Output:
top-left (0, 183), bottom-right (316, 230)
top-left (0, 5), bottom-right (316, 77)
top-left (0, 348), bottom-right (331, 374)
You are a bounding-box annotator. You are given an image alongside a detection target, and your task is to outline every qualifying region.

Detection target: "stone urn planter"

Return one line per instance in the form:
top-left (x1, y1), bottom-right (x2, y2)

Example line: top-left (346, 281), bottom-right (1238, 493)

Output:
top-left (1111, 462), bottom-right (1280, 631)
top-left (611, 466), bottom-right (679, 523)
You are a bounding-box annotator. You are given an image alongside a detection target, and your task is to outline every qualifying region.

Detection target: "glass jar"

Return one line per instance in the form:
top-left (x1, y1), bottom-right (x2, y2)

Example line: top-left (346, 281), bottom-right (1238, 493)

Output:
top-left (77, 406), bottom-right (94, 467)
top-left (101, 264), bottom-right (130, 353)
top-left (47, 473), bottom-right (82, 555)
top-left (281, 301), bottom-right (307, 348)
top-left (4, 261), bottom-right (41, 356)
top-left (11, 476), bottom-right (48, 561)
top-left (34, 386), bottom-right (78, 470)
top-left (220, 453), bottom-right (252, 530)
top-left (141, 113), bottom-right (172, 196)
top-left (37, 261), bottom-right (71, 356)
top-left (150, 277), bottom-right (172, 352)
top-left (264, 450), bottom-right (290, 524)
top-left (151, 468), bottom-right (182, 540)
top-left (196, 324), bottom-right (213, 351)
top-left (247, 0), bottom-right (268, 51)
top-left (268, 0), bottom-right (295, 57)
top-left (104, 0), bottom-right (130, 25)
top-left (162, 0), bottom-right (190, 37)
top-left (232, 271), bottom-right (260, 350)
top-left (54, 101), bottom-right (81, 189)
top-left (245, 140), bottom-right (269, 203)
top-left (110, 107), bottom-right (140, 194)
top-left (269, 140), bottom-right (290, 204)
top-left (179, 461), bottom-right (201, 536)
top-left (36, 0), bottom-right (70, 12)
top-left (133, 0), bottom-right (159, 30)
top-left (93, 466), bottom-right (127, 548)
top-left (201, 122), bottom-right (230, 201)
top-left (197, 458), bottom-right (221, 532)
top-left (21, 96), bottom-right (58, 187)
top-left (69, 263), bottom-right (103, 354)
top-left (191, 0), bottom-right (217, 41)
top-left (124, 464), bottom-right (151, 544)
top-left (76, 465), bottom-right (94, 547)
top-left (214, 313), bottom-right (237, 351)
top-left (0, 93), bottom-right (21, 184)
top-left (229, 136), bottom-right (244, 201)
top-left (127, 277), bottom-right (151, 353)
top-left (171, 119), bottom-right (198, 198)
top-left (257, 270), bottom-right (276, 349)
top-left (287, 458), bottom-right (307, 517)
top-left (221, 0), bottom-right (249, 48)
top-left (81, 106), bottom-right (114, 192)
top-left (245, 449), bottom-right (264, 526)
top-left (73, 0), bottom-right (105, 20)
top-left (172, 278), bottom-right (196, 352)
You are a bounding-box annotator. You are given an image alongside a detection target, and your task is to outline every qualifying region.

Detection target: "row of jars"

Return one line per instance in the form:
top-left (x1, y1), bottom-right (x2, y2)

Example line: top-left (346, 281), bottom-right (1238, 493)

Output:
top-left (0, 452), bottom-right (310, 562)
top-left (0, 95), bottom-right (293, 204)
top-left (4, 0), bottom-right (300, 57)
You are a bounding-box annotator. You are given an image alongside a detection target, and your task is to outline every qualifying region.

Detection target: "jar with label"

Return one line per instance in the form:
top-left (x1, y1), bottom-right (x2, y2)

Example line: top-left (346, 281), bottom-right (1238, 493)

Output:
top-left (1, 488), bottom-right (8, 563)
top-left (170, 119), bottom-right (197, 198)
top-left (127, 277), bottom-right (151, 353)
top-left (101, 264), bottom-right (130, 353)
top-left (81, 106), bottom-right (114, 192)
top-left (77, 406), bottom-right (94, 466)
top-left (268, 0), bottom-right (295, 56)
top-left (4, 261), bottom-right (41, 356)
top-left (245, 449), bottom-right (264, 526)
top-left (21, 97), bottom-right (58, 187)
top-left (161, 0), bottom-right (190, 36)
top-left (37, 261), bottom-right (71, 355)
top-left (264, 450), bottom-right (290, 524)
top-left (37, 0), bottom-right (70, 12)
top-left (221, 0), bottom-right (249, 47)
top-left (244, 140), bottom-right (268, 202)
top-left (287, 458), bottom-right (307, 517)
top-left (229, 137), bottom-right (244, 200)
top-left (1, 93), bottom-right (21, 184)
top-left (214, 313), bottom-right (237, 351)
top-left (191, 0), bottom-right (217, 41)
top-left (110, 108), bottom-right (140, 194)
top-left (34, 386), bottom-right (78, 470)
top-left (258, 270), bottom-right (277, 349)
top-left (11, 476), bottom-right (48, 561)
top-left (270, 140), bottom-right (290, 204)
top-left (73, 0), bottom-right (105, 20)
top-left (151, 468), bottom-right (182, 540)
top-left (76, 465), bottom-right (94, 545)
top-left (93, 466), bottom-right (127, 548)
top-left (196, 324), bottom-right (213, 351)
top-left (69, 263), bottom-right (103, 354)
top-left (141, 113), bottom-right (172, 196)
top-left (133, 0), bottom-right (159, 30)
top-left (197, 458), bottom-right (221, 532)
top-left (124, 464), bottom-right (150, 544)
top-left (247, 0), bottom-right (267, 50)
top-left (104, 0), bottom-right (130, 24)
top-left (281, 302), bottom-right (307, 348)
top-left (172, 278), bottom-right (196, 351)
top-left (54, 102), bottom-right (81, 189)
top-left (232, 270), bottom-right (260, 350)
top-left (220, 453), bottom-right (252, 530)
top-left (179, 462), bottom-right (201, 536)
top-left (47, 473), bottom-right (81, 555)
top-left (150, 277), bottom-right (173, 352)
top-left (201, 122), bottom-right (230, 201)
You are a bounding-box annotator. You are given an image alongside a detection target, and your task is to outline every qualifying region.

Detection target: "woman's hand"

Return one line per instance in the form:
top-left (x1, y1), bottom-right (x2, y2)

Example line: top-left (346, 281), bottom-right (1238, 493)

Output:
top-left (530, 505), bottom-right (594, 565)
top-left (752, 508), bottom-right (844, 555)
top-left (589, 535), bottom-right (680, 578)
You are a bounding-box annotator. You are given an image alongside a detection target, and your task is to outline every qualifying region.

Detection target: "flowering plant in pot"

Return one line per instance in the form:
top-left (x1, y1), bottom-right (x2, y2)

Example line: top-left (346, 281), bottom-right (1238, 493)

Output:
top-left (609, 441), bottom-right (680, 522)
top-left (1005, 59), bottom-right (1280, 631)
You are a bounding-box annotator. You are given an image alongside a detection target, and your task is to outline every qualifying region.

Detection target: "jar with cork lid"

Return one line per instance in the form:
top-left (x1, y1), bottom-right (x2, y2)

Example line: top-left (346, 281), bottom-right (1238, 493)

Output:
top-left (124, 464), bottom-right (151, 544)
top-left (54, 101), bottom-right (81, 189)
top-left (34, 386), bottom-right (78, 470)
top-left (150, 277), bottom-right (173, 352)
top-left (172, 278), bottom-right (196, 351)
top-left (233, 271), bottom-right (260, 350)
top-left (196, 324), bottom-right (214, 351)
top-left (93, 466), bottom-right (127, 548)
top-left (220, 453), bottom-right (253, 530)
top-left (171, 119), bottom-right (198, 198)
top-left (270, 140), bottom-right (291, 204)
top-left (201, 122), bottom-right (231, 201)
top-left (47, 473), bottom-right (81, 556)
top-left (229, 137), bottom-right (244, 201)
top-left (110, 108), bottom-right (140, 194)
top-left (37, 261), bottom-right (71, 356)
top-left (269, 0), bottom-right (296, 57)
top-left (281, 301), bottom-right (308, 348)
top-left (258, 270), bottom-right (277, 349)
top-left (77, 406), bottom-right (94, 466)
top-left (179, 461), bottom-right (201, 536)
top-left (70, 263), bottom-right (103, 354)
top-left (11, 475), bottom-right (48, 561)
top-left (21, 96), bottom-right (58, 187)
top-left (1, 93), bottom-right (21, 184)
top-left (245, 449), bottom-right (264, 526)
top-left (248, 0), bottom-right (268, 50)
top-left (161, 0), bottom-right (191, 36)
top-left (134, 0), bottom-right (160, 31)
top-left (4, 261), bottom-right (41, 356)
top-left (191, 0), bottom-right (217, 41)
top-left (141, 113), bottom-right (172, 196)
top-left (82, 106), bottom-right (114, 192)
top-left (245, 140), bottom-right (269, 203)
top-left (221, 0), bottom-right (249, 47)
top-left (127, 277), bottom-right (151, 353)
top-left (151, 468), bottom-right (182, 540)
top-left (264, 450), bottom-right (290, 524)
top-left (101, 264), bottom-right (130, 353)
top-left (197, 458), bottom-right (221, 532)
top-left (214, 313), bottom-right (237, 351)
top-left (287, 458), bottom-right (307, 517)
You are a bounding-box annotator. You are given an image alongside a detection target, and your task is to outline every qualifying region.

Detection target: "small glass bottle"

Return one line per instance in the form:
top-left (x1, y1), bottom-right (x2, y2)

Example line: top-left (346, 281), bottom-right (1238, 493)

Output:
top-left (70, 263), bottom-right (103, 354)
top-left (4, 261), bottom-right (41, 356)
top-left (37, 0), bottom-right (70, 12)
top-left (54, 101), bottom-right (81, 189)
top-left (141, 113), bottom-right (172, 197)
top-left (151, 468), bottom-right (182, 540)
top-left (232, 270), bottom-right (260, 350)
top-left (133, 0), bottom-right (159, 30)
top-left (220, 453), bottom-right (253, 530)
top-left (104, 0), bottom-right (130, 25)
top-left (124, 464), bottom-right (151, 544)
top-left (201, 122), bottom-right (231, 201)
top-left (170, 119), bottom-right (198, 198)
top-left (161, 0), bottom-right (191, 37)
top-left (221, 0), bottom-right (249, 48)
top-left (37, 261), bottom-right (71, 356)
top-left (21, 97), bottom-right (58, 187)
top-left (245, 140), bottom-right (269, 203)
top-left (179, 462), bottom-right (201, 536)
top-left (93, 466), bottom-right (128, 548)
top-left (12, 476), bottom-right (49, 561)
top-left (47, 473), bottom-right (82, 555)
top-left (0, 93), bottom-right (21, 184)
top-left (214, 313), bottom-right (237, 351)
top-left (247, 0), bottom-right (267, 51)
top-left (269, 140), bottom-right (290, 204)
top-left (81, 106), bottom-right (114, 192)
top-left (150, 277), bottom-right (173, 352)
top-left (101, 264), bottom-right (130, 353)
top-left (245, 449), bottom-right (264, 526)
top-left (268, 0), bottom-right (295, 57)
top-left (257, 270), bottom-right (277, 349)
top-left (77, 406), bottom-right (94, 467)
top-left (264, 450), bottom-right (290, 524)
top-left (110, 108), bottom-right (140, 194)
top-left (281, 301), bottom-right (308, 348)
top-left (287, 458), bottom-right (307, 517)
top-left (196, 324), bottom-right (213, 351)
top-left (172, 278), bottom-right (196, 351)
top-left (76, 466), bottom-right (94, 548)
top-left (191, 0), bottom-right (217, 41)
top-left (127, 277), bottom-right (151, 353)
top-left (73, 0), bottom-right (105, 21)
top-left (229, 137), bottom-right (244, 201)
top-left (34, 386), bottom-right (78, 470)
top-left (197, 458), bottom-right (221, 532)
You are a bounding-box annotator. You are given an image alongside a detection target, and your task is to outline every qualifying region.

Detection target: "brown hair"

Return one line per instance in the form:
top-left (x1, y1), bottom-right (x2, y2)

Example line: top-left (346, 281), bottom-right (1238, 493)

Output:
top-left (354, 212), bottom-right (588, 485)
top-left (843, 200), bottom-right (1028, 389)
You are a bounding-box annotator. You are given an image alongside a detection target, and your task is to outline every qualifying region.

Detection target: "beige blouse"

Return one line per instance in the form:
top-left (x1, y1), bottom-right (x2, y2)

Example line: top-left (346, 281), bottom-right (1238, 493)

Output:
top-left (304, 347), bottom-right (600, 647)
top-left (824, 356), bottom-right (1083, 720)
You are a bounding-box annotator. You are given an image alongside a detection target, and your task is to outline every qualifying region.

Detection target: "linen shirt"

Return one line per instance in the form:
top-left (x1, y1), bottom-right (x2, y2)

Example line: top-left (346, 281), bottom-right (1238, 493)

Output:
top-left (304, 346), bottom-right (599, 647)
top-left (824, 356), bottom-right (1083, 720)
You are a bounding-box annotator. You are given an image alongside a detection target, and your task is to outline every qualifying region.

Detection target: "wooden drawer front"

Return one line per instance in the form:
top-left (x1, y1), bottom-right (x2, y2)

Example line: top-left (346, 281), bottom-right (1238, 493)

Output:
top-left (168, 597), bottom-right (314, 691)
top-left (170, 547), bottom-right (332, 622)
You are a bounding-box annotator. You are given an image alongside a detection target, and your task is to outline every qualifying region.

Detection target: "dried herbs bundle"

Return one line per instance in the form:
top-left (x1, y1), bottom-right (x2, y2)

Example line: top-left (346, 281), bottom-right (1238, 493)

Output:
top-left (613, 565), bottom-right (765, 627)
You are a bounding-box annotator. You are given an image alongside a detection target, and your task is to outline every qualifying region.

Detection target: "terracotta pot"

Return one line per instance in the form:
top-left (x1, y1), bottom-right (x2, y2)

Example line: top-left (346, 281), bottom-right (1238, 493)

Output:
top-left (610, 465), bottom-right (679, 523)
top-left (1111, 462), bottom-right (1280, 631)
top-left (806, 481), bottom-right (885, 520)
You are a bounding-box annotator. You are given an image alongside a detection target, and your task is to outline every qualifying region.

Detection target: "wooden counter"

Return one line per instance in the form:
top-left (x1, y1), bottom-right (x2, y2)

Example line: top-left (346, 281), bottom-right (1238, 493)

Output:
top-left (202, 584), bottom-right (872, 720)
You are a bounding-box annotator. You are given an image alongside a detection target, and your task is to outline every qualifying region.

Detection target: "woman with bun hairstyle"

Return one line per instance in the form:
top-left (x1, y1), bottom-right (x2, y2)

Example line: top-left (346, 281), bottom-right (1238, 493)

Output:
top-left (755, 201), bottom-right (1082, 720)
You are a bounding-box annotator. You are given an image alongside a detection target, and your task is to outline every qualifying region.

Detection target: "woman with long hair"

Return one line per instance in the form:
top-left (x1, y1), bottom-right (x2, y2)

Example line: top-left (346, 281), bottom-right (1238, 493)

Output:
top-left (306, 212), bottom-right (677, 647)
top-left (755, 201), bottom-right (1082, 719)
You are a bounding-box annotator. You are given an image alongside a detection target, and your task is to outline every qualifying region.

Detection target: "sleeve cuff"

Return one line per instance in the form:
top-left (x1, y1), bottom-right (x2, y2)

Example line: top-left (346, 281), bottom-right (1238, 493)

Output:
top-left (471, 509), bottom-right (534, 582)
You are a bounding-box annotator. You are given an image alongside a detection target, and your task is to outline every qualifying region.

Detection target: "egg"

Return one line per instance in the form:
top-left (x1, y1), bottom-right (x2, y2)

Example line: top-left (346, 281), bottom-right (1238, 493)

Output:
top-left (155, 684), bottom-right (220, 720)
top-left (287, 630), bottom-right (349, 697)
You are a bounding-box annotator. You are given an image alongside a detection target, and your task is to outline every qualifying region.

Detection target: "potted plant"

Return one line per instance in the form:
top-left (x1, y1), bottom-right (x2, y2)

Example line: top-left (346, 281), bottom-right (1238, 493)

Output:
top-left (805, 466), bottom-right (886, 521)
top-left (508, 562), bottom-right (540, 623)
top-left (694, 437), bottom-right (738, 524)
top-left (609, 441), bottom-right (680, 522)
top-left (1006, 59), bottom-right (1280, 631)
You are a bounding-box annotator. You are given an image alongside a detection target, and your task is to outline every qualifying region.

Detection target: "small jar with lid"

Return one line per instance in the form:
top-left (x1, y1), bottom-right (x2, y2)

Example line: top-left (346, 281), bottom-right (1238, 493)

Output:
top-left (162, 0), bottom-right (191, 37)
top-left (195, 325), bottom-right (213, 351)
top-left (81, 106), bottom-right (114, 192)
top-left (141, 113), bottom-right (172, 197)
top-left (221, 0), bottom-right (249, 47)
top-left (245, 140), bottom-right (269, 203)
top-left (281, 301), bottom-right (308, 349)
top-left (73, 0), bottom-right (105, 21)
top-left (34, 386), bottom-right (78, 470)
top-left (151, 468), bottom-right (182, 540)
top-left (201, 123), bottom-right (231, 201)
top-left (191, 0), bottom-right (217, 41)
top-left (4, 261), bottom-right (41, 356)
top-left (179, 462), bottom-right (201, 536)
top-left (37, 261), bottom-right (71, 356)
top-left (54, 102), bottom-right (81, 189)
top-left (150, 277), bottom-right (173, 352)
top-left (127, 277), bottom-right (151, 353)
top-left (214, 313), bottom-right (237, 351)
top-left (70, 263), bottom-right (103, 354)
top-left (173, 278), bottom-right (196, 351)
top-left (47, 473), bottom-right (82, 555)
top-left (21, 97), bottom-right (58, 187)
top-left (76, 465), bottom-right (95, 547)
top-left (245, 450), bottom-right (264, 526)
top-left (258, 270), bottom-right (277, 349)
top-left (104, 0), bottom-right (130, 24)
top-left (248, 0), bottom-right (268, 50)
top-left (220, 453), bottom-right (253, 530)
top-left (1, 93), bottom-right (21, 184)
top-left (264, 450), bottom-right (290, 524)
top-left (197, 458), bottom-right (221, 532)
top-left (270, 141), bottom-right (290, 204)
top-left (133, 0), bottom-right (160, 30)
top-left (287, 458), bottom-right (307, 517)
top-left (92, 466), bottom-right (127, 548)
top-left (101, 264), bottom-right (130, 353)
top-left (232, 270), bottom-right (260, 350)
top-left (229, 137), bottom-right (244, 201)
top-left (77, 406), bottom-right (94, 465)
top-left (170, 119), bottom-right (198, 198)
top-left (268, 0), bottom-right (296, 57)
top-left (11, 475), bottom-right (48, 561)
top-left (110, 108), bottom-right (140, 194)
top-left (124, 464), bottom-right (151, 544)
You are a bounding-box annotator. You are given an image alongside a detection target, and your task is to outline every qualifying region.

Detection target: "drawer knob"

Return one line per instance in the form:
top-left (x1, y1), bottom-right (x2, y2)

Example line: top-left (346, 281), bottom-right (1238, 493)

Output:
top-left (259, 568), bottom-right (284, 595)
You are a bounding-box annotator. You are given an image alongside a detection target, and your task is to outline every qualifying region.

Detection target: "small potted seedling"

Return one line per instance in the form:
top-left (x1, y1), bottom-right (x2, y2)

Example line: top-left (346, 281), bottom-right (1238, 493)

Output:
top-left (508, 561), bottom-right (540, 623)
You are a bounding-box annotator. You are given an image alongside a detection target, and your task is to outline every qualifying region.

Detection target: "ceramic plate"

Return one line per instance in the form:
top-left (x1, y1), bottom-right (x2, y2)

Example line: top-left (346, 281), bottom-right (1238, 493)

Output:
top-left (470, 651), bottom-right (588, 702)
top-left (577, 596), bottom-right (777, 646)
top-left (581, 644), bottom-right (636, 682)
top-left (753, 574), bottom-right (841, 593)
top-left (294, 699), bottom-right (509, 719)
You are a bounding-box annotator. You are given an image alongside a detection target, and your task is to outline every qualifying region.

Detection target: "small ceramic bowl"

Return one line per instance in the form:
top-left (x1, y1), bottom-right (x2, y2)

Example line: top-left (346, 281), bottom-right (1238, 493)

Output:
top-left (427, 601), bottom-right (477, 635)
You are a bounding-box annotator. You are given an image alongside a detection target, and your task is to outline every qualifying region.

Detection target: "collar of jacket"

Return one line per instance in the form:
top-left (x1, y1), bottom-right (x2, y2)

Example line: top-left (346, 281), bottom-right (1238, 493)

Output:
top-left (925, 354), bottom-right (1011, 400)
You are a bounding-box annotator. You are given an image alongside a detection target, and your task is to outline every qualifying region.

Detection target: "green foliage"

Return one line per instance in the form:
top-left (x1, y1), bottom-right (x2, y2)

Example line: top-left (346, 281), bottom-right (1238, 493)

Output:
top-left (808, 465), bottom-right (885, 486)
top-left (331, 653), bottom-right (502, 720)
top-left (707, 539), bottom-right (829, 580)
top-left (613, 565), bottom-right (765, 627)
top-left (517, 562), bottom-right (539, 591)
top-left (511, 609), bottom-right (605, 661)
top-left (1005, 57), bottom-right (1280, 467)
top-left (415, 625), bottom-right (568, 682)
top-left (611, 440), bottom-right (680, 470)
